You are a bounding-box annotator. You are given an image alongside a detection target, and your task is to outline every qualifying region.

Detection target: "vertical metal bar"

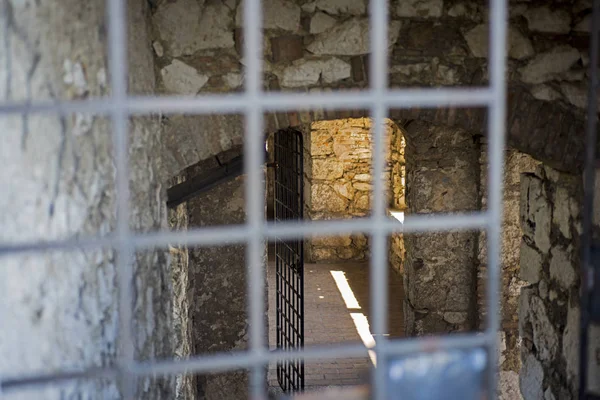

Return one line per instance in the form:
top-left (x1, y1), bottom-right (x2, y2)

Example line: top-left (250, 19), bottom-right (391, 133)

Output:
top-left (107, 0), bottom-right (135, 397)
top-left (486, 0), bottom-right (508, 398)
top-left (298, 132), bottom-right (305, 392)
top-left (242, 0), bottom-right (266, 397)
top-left (580, 0), bottom-right (599, 397)
top-left (368, 0), bottom-right (390, 399)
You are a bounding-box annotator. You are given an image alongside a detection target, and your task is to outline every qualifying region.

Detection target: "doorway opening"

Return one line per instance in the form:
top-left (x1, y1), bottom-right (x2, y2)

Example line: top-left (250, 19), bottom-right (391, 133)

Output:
top-left (266, 118), bottom-right (406, 394)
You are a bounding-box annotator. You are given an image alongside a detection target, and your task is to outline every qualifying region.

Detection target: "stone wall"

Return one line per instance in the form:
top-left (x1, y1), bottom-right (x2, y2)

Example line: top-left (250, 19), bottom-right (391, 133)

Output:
top-left (305, 118), bottom-right (403, 262)
top-left (168, 173), bottom-right (196, 400)
top-left (0, 0), bottom-right (174, 398)
top-left (150, 0), bottom-right (590, 176)
top-left (478, 147), bottom-right (539, 398)
top-left (186, 172), bottom-right (251, 400)
top-left (403, 120), bottom-right (480, 335)
top-left (518, 165), bottom-right (599, 399)
top-left (389, 127), bottom-right (406, 274)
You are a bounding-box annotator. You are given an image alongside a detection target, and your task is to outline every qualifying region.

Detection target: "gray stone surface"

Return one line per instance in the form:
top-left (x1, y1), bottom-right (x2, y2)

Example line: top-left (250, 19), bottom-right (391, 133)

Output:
top-left (519, 46), bottom-right (580, 84)
top-left (236, 0), bottom-right (301, 31)
top-left (153, 0), bottom-right (204, 56)
top-left (161, 59), bottom-right (210, 95)
top-left (549, 246), bottom-right (576, 290)
top-left (143, 0), bottom-right (591, 175)
top-left (154, 0), bottom-right (235, 56)
top-left (279, 58), bottom-right (351, 87)
top-left (396, 0), bottom-right (443, 17)
top-left (529, 296), bottom-right (558, 362)
top-left (404, 121), bottom-right (479, 335)
top-left (315, 0), bottom-right (365, 15)
top-left (530, 85), bottom-right (562, 102)
top-left (520, 241), bottom-right (542, 284)
top-left (520, 355), bottom-right (544, 400)
top-left (464, 25), bottom-right (533, 60)
top-left (307, 19), bottom-right (401, 55)
top-left (563, 304), bottom-right (580, 384)
top-left (523, 7), bottom-right (571, 34)
top-left (560, 82), bottom-right (589, 110)
top-left (518, 166), bottom-right (589, 400)
top-left (0, 0), bottom-right (174, 398)
top-left (310, 12), bottom-right (338, 34)
top-left (520, 174), bottom-right (551, 253)
top-left (186, 171), bottom-right (266, 400)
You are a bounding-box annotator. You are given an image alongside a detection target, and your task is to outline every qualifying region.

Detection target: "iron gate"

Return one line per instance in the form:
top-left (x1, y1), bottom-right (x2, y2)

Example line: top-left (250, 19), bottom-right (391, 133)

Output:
top-left (274, 129), bottom-right (305, 392)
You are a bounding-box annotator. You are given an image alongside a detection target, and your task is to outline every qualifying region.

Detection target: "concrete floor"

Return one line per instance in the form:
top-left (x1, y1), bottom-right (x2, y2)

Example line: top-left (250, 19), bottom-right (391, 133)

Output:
top-left (267, 246), bottom-right (404, 395)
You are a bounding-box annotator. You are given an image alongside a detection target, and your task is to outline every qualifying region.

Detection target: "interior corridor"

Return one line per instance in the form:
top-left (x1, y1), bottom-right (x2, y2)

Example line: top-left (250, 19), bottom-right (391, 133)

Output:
top-left (267, 245), bottom-right (404, 394)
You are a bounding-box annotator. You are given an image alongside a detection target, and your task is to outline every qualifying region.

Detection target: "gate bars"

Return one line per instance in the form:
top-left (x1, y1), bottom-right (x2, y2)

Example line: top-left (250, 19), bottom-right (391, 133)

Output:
top-left (0, 0), bottom-right (509, 400)
top-left (274, 129), bottom-right (305, 392)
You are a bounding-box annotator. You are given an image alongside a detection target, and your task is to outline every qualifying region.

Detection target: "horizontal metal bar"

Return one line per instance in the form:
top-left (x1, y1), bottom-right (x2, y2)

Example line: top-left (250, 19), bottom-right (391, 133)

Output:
top-left (0, 88), bottom-right (492, 116)
top-left (0, 212), bottom-right (488, 255)
top-left (0, 332), bottom-right (491, 393)
top-left (0, 366), bottom-right (118, 393)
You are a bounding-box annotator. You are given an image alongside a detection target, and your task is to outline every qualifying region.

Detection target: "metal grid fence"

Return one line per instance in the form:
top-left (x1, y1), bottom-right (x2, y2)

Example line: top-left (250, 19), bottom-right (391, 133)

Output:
top-left (0, 0), bottom-right (508, 399)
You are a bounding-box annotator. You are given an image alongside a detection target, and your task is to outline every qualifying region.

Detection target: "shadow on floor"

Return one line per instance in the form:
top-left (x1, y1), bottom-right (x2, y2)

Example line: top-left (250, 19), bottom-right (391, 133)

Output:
top-left (267, 243), bottom-right (404, 392)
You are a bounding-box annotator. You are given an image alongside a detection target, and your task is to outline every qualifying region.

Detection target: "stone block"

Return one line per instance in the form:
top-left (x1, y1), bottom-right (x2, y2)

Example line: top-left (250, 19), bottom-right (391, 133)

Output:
top-left (312, 235), bottom-right (352, 247)
top-left (519, 46), bottom-right (580, 84)
top-left (321, 58), bottom-right (352, 83)
top-left (442, 311), bottom-right (467, 324)
top-left (334, 182), bottom-right (354, 200)
top-left (520, 174), bottom-right (551, 253)
top-left (562, 304), bottom-right (580, 384)
top-left (549, 245), bottom-right (576, 290)
top-left (574, 14), bottom-right (592, 33)
top-left (312, 158), bottom-right (344, 180)
top-left (353, 182), bottom-right (372, 191)
top-left (311, 183), bottom-right (348, 212)
top-left (316, 0), bottom-right (366, 15)
top-left (312, 247), bottom-right (338, 261)
top-left (529, 296), bottom-right (559, 362)
top-left (338, 247), bottom-right (360, 260)
top-left (447, 2), bottom-right (481, 19)
top-left (236, 0), bottom-right (301, 31)
top-left (560, 82), bottom-right (589, 110)
top-left (279, 58), bottom-right (351, 87)
top-left (355, 193), bottom-right (370, 210)
top-left (302, 2), bottom-right (316, 13)
top-left (519, 286), bottom-right (535, 341)
top-left (223, 72), bottom-right (244, 89)
top-left (524, 7), bottom-right (571, 34)
top-left (307, 18), bottom-right (401, 56)
top-left (520, 240), bottom-right (543, 284)
top-left (530, 85), bottom-right (562, 102)
top-left (154, 0), bottom-right (234, 57)
top-left (310, 12), bottom-right (337, 34)
top-left (396, 0), bottom-right (443, 17)
top-left (352, 233), bottom-right (368, 248)
top-left (152, 41), bottom-right (164, 57)
top-left (161, 60), bottom-right (209, 95)
top-left (520, 354), bottom-right (544, 400)
top-left (271, 35), bottom-right (304, 63)
top-left (499, 371), bottom-right (521, 400)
